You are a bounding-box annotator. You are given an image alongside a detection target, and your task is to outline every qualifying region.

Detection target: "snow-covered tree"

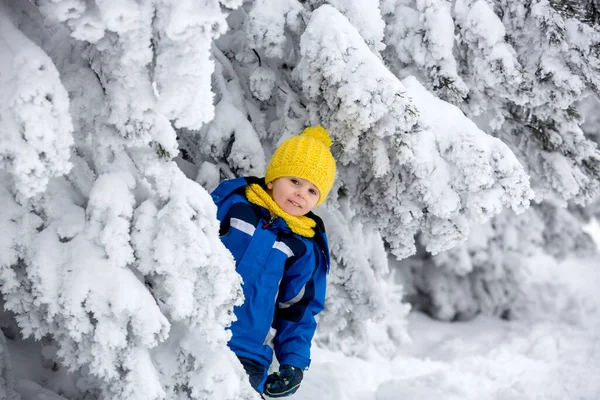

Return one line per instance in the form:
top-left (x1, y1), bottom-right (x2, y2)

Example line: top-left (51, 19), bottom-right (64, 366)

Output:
top-left (382, 0), bottom-right (600, 319)
top-left (314, 204), bottom-right (411, 356)
top-left (2, 0), bottom-right (600, 397)
top-left (0, 1), bottom-right (257, 398)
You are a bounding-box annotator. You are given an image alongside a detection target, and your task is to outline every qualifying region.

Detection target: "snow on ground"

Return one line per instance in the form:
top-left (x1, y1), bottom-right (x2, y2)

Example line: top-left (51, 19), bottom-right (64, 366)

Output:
top-left (301, 303), bottom-right (600, 400)
top-left (296, 223), bottom-right (600, 400)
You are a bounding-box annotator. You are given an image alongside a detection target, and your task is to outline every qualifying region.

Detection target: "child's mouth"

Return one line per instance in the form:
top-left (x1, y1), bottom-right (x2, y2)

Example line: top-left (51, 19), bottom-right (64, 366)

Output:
top-left (288, 199), bottom-right (302, 208)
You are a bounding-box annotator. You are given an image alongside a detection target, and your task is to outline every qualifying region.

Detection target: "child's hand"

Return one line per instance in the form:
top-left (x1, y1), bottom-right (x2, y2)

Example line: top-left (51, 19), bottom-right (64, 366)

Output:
top-left (264, 365), bottom-right (303, 398)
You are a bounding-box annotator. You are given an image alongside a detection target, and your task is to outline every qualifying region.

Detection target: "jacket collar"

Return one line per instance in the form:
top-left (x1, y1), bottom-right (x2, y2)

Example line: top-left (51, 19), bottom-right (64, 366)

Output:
top-left (211, 176), bottom-right (330, 269)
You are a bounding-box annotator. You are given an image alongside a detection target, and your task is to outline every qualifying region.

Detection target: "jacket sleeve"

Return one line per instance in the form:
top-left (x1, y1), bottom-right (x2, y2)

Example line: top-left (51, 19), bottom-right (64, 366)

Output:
top-left (273, 241), bottom-right (327, 370)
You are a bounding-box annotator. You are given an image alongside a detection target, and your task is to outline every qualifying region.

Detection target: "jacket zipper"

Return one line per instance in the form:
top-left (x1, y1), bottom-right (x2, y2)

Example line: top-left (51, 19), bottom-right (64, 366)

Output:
top-left (262, 214), bottom-right (277, 229)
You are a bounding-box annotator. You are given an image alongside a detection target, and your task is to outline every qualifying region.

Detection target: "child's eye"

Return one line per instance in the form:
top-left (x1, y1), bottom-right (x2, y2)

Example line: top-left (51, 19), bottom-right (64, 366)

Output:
top-left (290, 178), bottom-right (299, 185)
top-left (309, 189), bottom-right (318, 196)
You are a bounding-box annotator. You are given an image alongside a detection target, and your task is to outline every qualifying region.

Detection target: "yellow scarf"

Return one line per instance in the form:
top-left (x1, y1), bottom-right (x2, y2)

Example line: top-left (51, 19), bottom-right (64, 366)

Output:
top-left (245, 183), bottom-right (316, 238)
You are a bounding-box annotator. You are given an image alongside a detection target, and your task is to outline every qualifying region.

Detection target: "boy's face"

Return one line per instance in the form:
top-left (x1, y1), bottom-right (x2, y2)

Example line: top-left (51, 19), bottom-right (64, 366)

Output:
top-left (267, 176), bottom-right (320, 216)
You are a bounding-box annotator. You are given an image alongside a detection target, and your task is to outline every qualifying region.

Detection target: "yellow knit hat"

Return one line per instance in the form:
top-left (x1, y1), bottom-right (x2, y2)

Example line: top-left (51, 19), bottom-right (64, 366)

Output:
top-left (265, 126), bottom-right (336, 206)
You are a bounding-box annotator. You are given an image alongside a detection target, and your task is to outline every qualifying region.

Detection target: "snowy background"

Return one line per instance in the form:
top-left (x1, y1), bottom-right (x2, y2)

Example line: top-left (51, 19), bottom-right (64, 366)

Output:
top-left (6, 234), bottom-right (600, 400)
top-left (300, 242), bottom-right (600, 400)
top-left (1, 0), bottom-right (600, 399)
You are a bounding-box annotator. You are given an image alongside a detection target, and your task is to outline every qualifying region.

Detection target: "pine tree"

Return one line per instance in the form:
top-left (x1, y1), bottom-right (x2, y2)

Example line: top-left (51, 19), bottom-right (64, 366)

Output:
top-left (0, 1), bottom-right (257, 398)
top-left (382, 0), bottom-right (600, 319)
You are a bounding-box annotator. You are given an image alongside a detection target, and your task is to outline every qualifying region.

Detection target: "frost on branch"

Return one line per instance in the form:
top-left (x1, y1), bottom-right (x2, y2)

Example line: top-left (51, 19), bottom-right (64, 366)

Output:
top-left (0, 11), bottom-right (73, 200)
top-left (296, 5), bottom-right (533, 258)
top-left (403, 209), bottom-right (545, 321)
top-left (245, 0), bottom-right (305, 59)
top-left (177, 35), bottom-right (267, 179)
top-left (379, 0), bottom-right (600, 321)
top-left (453, 0), bottom-right (600, 205)
top-left (131, 161), bottom-right (242, 337)
top-left (0, 174), bottom-right (170, 399)
top-left (324, 0), bottom-right (386, 53)
top-left (578, 95), bottom-right (600, 220)
top-left (404, 78), bottom-right (533, 254)
top-left (129, 158), bottom-right (251, 399)
top-left (405, 198), bottom-right (597, 322)
top-left (38, 0), bottom-right (238, 142)
top-left (153, 0), bottom-right (233, 129)
top-left (383, 0), bottom-right (600, 207)
top-left (453, 0), bottom-right (526, 117)
top-left (382, 0), bottom-right (468, 102)
top-left (316, 205), bottom-right (410, 357)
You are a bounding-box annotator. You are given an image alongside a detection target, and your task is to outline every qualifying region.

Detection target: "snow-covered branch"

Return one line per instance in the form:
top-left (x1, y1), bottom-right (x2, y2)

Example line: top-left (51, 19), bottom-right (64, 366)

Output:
top-left (296, 5), bottom-right (532, 258)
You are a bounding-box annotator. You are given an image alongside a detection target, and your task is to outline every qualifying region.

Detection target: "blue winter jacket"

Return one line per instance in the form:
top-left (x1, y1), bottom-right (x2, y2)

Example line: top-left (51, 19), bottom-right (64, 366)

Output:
top-left (211, 177), bottom-right (329, 370)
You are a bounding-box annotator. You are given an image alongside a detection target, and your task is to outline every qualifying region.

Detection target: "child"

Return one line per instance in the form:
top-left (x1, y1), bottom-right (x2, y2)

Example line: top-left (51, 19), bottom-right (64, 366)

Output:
top-left (211, 126), bottom-right (335, 398)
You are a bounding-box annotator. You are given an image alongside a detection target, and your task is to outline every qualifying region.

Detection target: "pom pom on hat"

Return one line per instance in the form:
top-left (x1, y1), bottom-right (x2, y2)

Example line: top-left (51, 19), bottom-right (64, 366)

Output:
top-left (302, 125), bottom-right (333, 147)
top-left (265, 126), bottom-right (336, 206)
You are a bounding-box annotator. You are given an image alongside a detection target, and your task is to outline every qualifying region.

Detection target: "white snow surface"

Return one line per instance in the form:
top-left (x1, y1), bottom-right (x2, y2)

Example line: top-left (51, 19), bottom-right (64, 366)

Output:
top-left (295, 220), bottom-right (600, 400)
top-left (299, 254), bottom-right (600, 400)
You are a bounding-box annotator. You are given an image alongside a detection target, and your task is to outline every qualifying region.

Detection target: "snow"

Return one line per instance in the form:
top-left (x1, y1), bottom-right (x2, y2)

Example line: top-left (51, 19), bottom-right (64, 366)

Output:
top-left (245, 0), bottom-right (304, 58)
top-left (2, 1), bottom-right (600, 399)
top-left (153, 0), bottom-right (229, 129)
top-left (7, 227), bottom-right (599, 399)
top-left (298, 252), bottom-right (600, 400)
top-left (294, 220), bottom-right (600, 399)
top-left (0, 10), bottom-right (74, 200)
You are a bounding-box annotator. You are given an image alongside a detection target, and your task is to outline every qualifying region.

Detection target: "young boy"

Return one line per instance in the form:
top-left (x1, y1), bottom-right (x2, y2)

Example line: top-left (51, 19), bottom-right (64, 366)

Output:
top-left (210, 126), bottom-right (335, 398)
